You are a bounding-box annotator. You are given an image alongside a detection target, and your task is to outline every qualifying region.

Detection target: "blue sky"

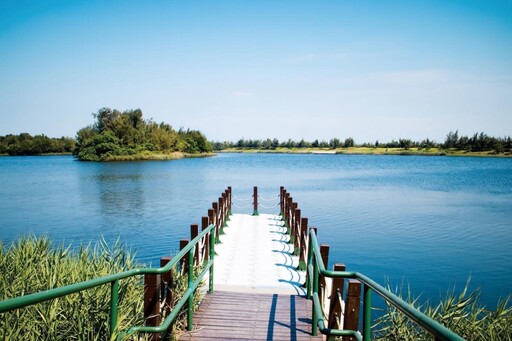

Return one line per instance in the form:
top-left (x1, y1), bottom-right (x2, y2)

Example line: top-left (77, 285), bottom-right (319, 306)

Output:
top-left (1, 0), bottom-right (511, 143)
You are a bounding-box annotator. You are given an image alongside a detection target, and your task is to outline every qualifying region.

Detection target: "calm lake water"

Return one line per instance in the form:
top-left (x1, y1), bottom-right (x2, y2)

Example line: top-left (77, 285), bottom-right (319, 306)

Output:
top-left (1, 153), bottom-right (511, 308)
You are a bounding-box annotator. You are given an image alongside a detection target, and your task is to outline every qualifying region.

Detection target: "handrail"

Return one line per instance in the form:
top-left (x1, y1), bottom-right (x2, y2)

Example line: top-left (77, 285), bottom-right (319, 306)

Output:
top-left (0, 223), bottom-right (217, 340)
top-left (307, 229), bottom-right (466, 341)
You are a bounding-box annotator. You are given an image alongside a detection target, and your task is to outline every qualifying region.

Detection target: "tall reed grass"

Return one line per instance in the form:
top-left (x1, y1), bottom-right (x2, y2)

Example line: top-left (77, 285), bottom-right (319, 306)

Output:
top-left (373, 280), bottom-right (512, 340)
top-left (0, 236), bottom-right (144, 340)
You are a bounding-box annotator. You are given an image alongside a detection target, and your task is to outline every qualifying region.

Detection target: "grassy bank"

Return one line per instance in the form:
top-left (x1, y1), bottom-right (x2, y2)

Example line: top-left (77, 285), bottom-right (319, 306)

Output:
top-left (99, 151), bottom-right (216, 162)
top-left (0, 237), bottom-right (202, 340)
top-left (219, 147), bottom-right (511, 157)
top-left (374, 281), bottom-right (512, 340)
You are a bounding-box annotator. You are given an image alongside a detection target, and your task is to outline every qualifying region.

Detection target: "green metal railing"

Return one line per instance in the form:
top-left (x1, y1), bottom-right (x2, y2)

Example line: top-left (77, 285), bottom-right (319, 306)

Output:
top-left (0, 223), bottom-right (216, 340)
top-left (306, 229), bottom-right (466, 341)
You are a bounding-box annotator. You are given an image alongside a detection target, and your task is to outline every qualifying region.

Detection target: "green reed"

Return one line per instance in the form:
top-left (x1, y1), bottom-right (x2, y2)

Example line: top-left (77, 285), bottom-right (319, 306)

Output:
top-left (373, 279), bottom-right (512, 340)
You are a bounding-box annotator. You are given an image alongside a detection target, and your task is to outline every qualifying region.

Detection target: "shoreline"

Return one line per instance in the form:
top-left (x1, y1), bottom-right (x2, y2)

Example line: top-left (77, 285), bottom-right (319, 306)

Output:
top-left (216, 147), bottom-right (512, 158)
top-left (0, 152), bottom-right (216, 161)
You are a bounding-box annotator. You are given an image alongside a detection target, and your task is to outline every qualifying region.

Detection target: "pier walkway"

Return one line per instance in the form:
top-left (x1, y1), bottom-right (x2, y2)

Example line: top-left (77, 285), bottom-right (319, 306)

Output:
top-left (179, 213), bottom-right (317, 340)
top-left (213, 213), bottom-right (305, 294)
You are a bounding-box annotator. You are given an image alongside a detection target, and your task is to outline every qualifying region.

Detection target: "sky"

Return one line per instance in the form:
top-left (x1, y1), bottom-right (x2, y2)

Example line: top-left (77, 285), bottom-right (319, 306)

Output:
top-left (1, 0), bottom-right (511, 143)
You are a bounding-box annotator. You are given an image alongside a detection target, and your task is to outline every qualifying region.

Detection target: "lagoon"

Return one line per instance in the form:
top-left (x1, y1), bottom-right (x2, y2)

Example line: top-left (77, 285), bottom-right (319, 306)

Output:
top-left (0, 153), bottom-right (511, 308)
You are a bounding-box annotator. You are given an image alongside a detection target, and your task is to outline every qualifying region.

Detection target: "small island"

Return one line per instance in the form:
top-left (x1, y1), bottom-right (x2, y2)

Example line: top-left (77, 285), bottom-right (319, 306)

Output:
top-left (74, 108), bottom-right (213, 161)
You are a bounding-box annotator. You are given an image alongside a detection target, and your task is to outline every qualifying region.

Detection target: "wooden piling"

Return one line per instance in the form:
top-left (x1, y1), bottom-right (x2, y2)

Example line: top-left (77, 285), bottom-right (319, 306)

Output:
top-left (343, 280), bottom-right (361, 341)
top-left (191, 224), bottom-right (199, 265)
top-left (294, 209), bottom-right (301, 255)
top-left (298, 217), bottom-right (308, 270)
top-left (328, 263), bottom-right (346, 329)
top-left (202, 216), bottom-right (209, 264)
top-left (253, 186), bottom-right (259, 215)
top-left (180, 239), bottom-right (189, 274)
top-left (319, 244), bottom-right (330, 309)
top-left (144, 273), bottom-right (161, 341)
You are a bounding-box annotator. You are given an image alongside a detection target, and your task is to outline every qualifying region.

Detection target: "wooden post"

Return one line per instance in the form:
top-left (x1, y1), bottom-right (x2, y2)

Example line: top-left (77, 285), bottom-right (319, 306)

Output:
top-left (290, 202), bottom-right (297, 243)
top-left (298, 217), bottom-right (308, 270)
top-left (319, 244), bottom-right (329, 308)
top-left (160, 257), bottom-right (173, 339)
top-left (279, 186), bottom-right (284, 216)
top-left (208, 208), bottom-right (217, 245)
top-left (227, 186), bottom-right (232, 215)
top-left (212, 203), bottom-right (219, 243)
top-left (328, 263), bottom-right (346, 329)
top-left (253, 186), bottom-right (259, 215)
top-left (180, 239), bottom-right (189, 274)
top-left (191, 224), bottom-right (199, 265)
top-left (294, 209), bottom-right (301, 255)
top-left (282, 190), bottom-right (288, 229)
top-left (288, 196), bottom-right (292, 237)
top-left (219, 196), bottom-right (225, 232)
top-left (144, 273), bottom-right (161, 340)
top-left (202, 216), bottom-right (209, 264)
top-left (224, 189), bottom-right (231, 220)
top-left (306, 227), bottom-right (317, 298)
top-left (343, 280), bottom-right (361, 341)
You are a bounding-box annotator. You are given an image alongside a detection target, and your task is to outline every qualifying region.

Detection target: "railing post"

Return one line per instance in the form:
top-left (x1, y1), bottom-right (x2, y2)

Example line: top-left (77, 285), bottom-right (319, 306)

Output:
top-left (144, 274), bottom-right (161, 341)
top-left (319, 244), bottom-right (330, 309)
top-left (290, 201), bottom-right (297, 242)
top-left (160, 256), bottom-right (173, 340)
top-left (180, 239), bottom-right (189, 274)
top-left (363, 284), bottom-right (372, 341)
top-left (160, 257), bottom-right (173, 314)
top-left (224, 189), bottom-right (231, 221)
top-left (208, 208), bottom-right (216, 244)
top-left (212, 203), bottom-right (220, 243)
top-left (219, 196), bottom-right (226, 231)
top-left (187, 246), bottom-right (194, 331)
top-left (306, 227), bottom-right (317, 299)
top-left (311, 238), bottom-right (320, 337)
top-left (343, 280), bottom-right (361, 341)
top-left (202, 216), bottom-right (209, 265)
top-left (253, 186), bottom-right (259, 215)
top-left (191, 224), bottom-right (199, 265)
top-left (286, 194), bottom-right (292, 234)
top-left (294, 209), bottom-right (301, 255)
top-left (328, 263), bottom-right (346, 329)
top-left (298, 217), bottom-right (308, 270)
top-left (279, 186), bottom-right (284, 216)
top-left (227, 186), bottom-right (232, 216)
top-left (110, 279), bottom-right (119, 339)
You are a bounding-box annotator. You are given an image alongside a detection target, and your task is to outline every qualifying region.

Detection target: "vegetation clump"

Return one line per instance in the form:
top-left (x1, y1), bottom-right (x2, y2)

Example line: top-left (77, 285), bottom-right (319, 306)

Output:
top-left (0, 236), bottom-right (144, 340)
top-left (374, 281), bottom-right (512, 340)
top-left (74, 108), bottom-right (212, 161)
top-left (0, 236), bottom-right (203, 340)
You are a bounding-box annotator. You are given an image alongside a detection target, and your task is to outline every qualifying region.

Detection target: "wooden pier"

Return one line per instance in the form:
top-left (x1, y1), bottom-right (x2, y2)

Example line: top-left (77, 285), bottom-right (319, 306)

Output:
top-left (178, 210), bottom-right (319, 340)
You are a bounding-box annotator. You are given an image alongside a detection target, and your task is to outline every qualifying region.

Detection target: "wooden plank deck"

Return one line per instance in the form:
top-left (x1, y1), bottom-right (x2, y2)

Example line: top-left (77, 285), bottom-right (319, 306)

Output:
top-left (179, 291), bottom-right (323, 341)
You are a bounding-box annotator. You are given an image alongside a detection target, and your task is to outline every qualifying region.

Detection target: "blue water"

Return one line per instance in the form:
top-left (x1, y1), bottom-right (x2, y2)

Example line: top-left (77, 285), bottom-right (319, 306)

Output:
top-left (0, 154), bottom-right (511, 308)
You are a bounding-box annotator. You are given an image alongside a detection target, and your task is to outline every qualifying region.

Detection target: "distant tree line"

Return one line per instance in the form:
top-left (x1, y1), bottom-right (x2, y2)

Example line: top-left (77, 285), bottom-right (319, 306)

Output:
top-left (212, 137), bottom-right (356, 151)
top-left (0, 133), bottom-right (75, 156)
top-left (212, 131), bottom-right (511, 154)
top-left (74, 108), bottom-right (212, 161)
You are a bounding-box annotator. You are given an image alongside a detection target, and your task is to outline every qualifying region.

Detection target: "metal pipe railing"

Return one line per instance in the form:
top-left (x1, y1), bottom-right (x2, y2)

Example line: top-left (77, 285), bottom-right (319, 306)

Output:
top-left (307, 229), bottom-right (466, 341)
top-left (0, 223), bottom-right (216, 340)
